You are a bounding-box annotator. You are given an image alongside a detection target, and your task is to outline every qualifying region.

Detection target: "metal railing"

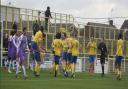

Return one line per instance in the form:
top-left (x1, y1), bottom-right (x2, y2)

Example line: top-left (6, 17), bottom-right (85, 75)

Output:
top-left (0, 5), bottom-right (128, 73)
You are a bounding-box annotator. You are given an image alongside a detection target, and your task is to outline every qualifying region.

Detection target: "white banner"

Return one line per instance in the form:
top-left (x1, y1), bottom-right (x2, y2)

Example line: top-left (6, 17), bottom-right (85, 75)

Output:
top-left (94, 60), bottom-right (108, 74)
top-left (75, 59), bottom-right (82, 72)
top-left (40, 61), bottom-right (53, 69)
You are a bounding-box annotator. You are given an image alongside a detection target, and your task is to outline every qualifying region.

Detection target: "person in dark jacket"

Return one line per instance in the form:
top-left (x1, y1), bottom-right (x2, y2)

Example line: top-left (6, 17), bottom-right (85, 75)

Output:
top-left (45, 6), bottom-right (52, 31)
top-left (3, 33), bottom-right (8, 51)
top-left (98, 38), bottom-right (108, 77)
top-left (33, 20), bottom-right (40, 35)
top-left (12, 22), bottom-right (17, 33)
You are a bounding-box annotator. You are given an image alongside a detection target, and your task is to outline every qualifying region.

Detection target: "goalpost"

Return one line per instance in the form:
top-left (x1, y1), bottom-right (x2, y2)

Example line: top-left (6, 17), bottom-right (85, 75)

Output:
top-left (0, 20), bottom-right (4, 67)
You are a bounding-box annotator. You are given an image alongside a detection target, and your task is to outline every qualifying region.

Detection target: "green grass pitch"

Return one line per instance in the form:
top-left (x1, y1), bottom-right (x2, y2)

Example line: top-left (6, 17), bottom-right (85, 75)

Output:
top-left (0, 68), bottom-right (128, 89)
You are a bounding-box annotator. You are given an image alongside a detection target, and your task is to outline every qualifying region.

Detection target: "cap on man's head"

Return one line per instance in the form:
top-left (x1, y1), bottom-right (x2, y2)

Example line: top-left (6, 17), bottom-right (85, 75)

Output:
top-left (47, 6), bottom-right (50, 9)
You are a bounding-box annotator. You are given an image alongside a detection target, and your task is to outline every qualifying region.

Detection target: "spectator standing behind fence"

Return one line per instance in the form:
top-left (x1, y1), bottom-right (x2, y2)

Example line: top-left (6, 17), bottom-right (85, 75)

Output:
top-left (12, 22), bottom-right (17, 33)
top-left (3, 33), bottom-right (8, 51)
top-left (45, 6), bottom-right (52, 31)
top-left (33, 20), bottom-right (40, 35)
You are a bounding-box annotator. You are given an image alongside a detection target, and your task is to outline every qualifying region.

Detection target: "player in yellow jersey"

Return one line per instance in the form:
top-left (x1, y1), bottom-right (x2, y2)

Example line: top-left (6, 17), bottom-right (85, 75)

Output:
top-left (31, 26), bottom-right (45, 77)
top-left (115, 34), bottom-right (124, 80)
top-left (61, 32), bottom-right (69, 77)
top-left (70, 33), bottom-right (79, 78)
top-left (52, 32), bottom-right (63, 77)
top-left (66, 34), bottom-right (73, 75)
top-left (87, 36), bottom-right (96, 75)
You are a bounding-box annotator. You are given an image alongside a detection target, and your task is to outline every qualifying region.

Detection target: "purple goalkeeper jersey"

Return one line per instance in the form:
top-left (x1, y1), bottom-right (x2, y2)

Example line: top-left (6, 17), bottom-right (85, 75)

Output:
top-left (8, 35), bottom-right (16, 58)
top-left (18, 34), bottom-right (28, 61)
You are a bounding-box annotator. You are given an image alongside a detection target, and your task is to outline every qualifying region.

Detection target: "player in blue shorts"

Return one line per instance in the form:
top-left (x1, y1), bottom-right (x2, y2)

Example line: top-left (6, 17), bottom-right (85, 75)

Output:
top-left (115, 34), bottom-right (124, 80)
top-left (87, 36), bottom-right (96, 75)
top-left (52, 32), bottom-right (63, 77)
top-left (31, 26), bottom-right (45, 77)
top-left (70, 33), bottom-right (79, 78)
top-left (61, 32), bottom-right (69, 76)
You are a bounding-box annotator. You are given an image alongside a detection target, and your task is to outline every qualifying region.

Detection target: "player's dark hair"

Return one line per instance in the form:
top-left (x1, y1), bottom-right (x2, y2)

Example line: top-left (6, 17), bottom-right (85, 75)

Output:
top-left (40, 26), bottom-right (44, 33)
top-left (118, 33), bottom-right (122, 39)
top-left (23, 27), bottom-right (26, 32)
top-left (10, 30), bottom-right (15, 36)
top-left (56, 32), bottom-right (61, 39)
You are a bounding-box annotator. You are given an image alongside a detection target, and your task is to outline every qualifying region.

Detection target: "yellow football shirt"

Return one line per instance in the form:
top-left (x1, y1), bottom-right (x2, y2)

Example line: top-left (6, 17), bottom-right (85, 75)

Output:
top-left (71, 38), bottom-right (79, 56)
top-left (66, 37), bottom-right (73, 53)
top-left (62, 38), bottom-right (68, 52)
top-left (116, 39), bottom-right (124, 56)
top-left (33, 31), bottom-right (43, 42)
top-left (52, 39), bottom-right (63, 56)
top-left (87, 41), bottom-right (96, 55)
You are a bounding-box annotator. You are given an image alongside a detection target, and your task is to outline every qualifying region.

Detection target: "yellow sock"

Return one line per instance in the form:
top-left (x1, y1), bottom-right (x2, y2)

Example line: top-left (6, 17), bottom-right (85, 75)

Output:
top-left (55, 64), bottom-right (59, 71)
top-left (37, 64), bottom-right (40, 75)
top-left (40, 52), bottom-right (44, 62)
top-left (71, 64), bottom-right (75, 74)
top-left (62, 61), bottom-right (66, 70)
top-left (52, 63), bottom-right (55, 71)
top-left (117, 69), bottom-right (120, 75)
top-left (65, 63), bottom-right (68, 72)
top-left (115, 68), bottom-right (118, 74)
top-left (119, 70), bottom-right (122, 77)
top-left (34, 64), bottom-right (38, 73)
top-left (71, 64), bottom-right (73, 73)
top-left (73, 64), bottom-right (75, 73)
top-left (67, 64), bottom-right (70, 72)
top-left (68, 64), bottom-right (71, 72)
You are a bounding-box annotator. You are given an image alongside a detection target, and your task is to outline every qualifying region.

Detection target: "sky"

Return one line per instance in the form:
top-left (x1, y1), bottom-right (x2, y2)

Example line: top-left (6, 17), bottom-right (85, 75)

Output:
top-left (1, 0), bottom-right (128, 28)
